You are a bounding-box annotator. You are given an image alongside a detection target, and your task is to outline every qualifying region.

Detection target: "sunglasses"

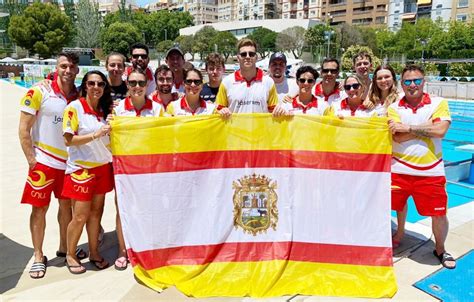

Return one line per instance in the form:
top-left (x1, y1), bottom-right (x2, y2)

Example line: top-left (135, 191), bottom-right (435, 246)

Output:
top-left (239, 51), bottom-right (257, 58)
top-left (298, 78), bottom-right (315, 84)
top-left (403, 78), bottom-right (423, 86)
top-left (322, 68), bottom-right (338, 74)
top-left (184, 79), bottom-right (203, 86)
top-left (128, 80), bottom-right (147, 87)
top-left (344, 83), bottom-right (361, 90)
top-left (86, 81), bottom-right (106, 88)
top-left (132, 54), bottom-right (148, 60)
top-left (157, 77), bottom-right (173, 83)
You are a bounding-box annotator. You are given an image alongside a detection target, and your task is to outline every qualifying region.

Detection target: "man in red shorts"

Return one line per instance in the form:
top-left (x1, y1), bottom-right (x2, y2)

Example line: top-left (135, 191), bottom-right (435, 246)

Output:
top-left (388, 64), bottom-right (456, 269)
top-left (19, 52), bottom-right (84, 278)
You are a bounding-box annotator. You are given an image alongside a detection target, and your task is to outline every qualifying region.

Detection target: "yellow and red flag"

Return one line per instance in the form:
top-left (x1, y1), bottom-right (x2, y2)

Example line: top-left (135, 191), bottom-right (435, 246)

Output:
top-left (111, 114), bottom-right (396, 298)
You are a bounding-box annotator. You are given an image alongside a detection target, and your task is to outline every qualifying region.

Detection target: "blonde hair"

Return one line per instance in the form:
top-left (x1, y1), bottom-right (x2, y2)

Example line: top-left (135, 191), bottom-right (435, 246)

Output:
top-left (368, 65), bottom-right (398, 108)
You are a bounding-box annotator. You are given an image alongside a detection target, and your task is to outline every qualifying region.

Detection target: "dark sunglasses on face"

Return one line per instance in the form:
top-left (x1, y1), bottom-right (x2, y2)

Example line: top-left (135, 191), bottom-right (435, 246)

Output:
top-left (132, 54), bottom-right (148, 60)
top-left (403, 78), bottom-right (423, 86)
top-left (344, 83), bottom-right (361, 90)
top-left (128, 80), bottom-right (147, 87)
top-left (322, 68), bottom-right (338, 74)
top-left (86, 81), bottom-right (106, 88)
top-left (298, 78), bottom-right (315, 84)
top-left (239, 51), bottom-right (257, 58)
top-left (184, 79), bottom-right (203, 86)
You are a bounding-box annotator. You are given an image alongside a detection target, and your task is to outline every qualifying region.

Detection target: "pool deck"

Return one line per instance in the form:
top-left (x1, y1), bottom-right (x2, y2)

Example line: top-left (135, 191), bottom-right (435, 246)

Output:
top-left (1, 81), bottom-right (473, 301)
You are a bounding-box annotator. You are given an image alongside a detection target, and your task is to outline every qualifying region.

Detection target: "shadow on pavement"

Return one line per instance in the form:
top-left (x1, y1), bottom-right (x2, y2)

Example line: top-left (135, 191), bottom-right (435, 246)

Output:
top-left (0, 233), bottom-right (33, 294)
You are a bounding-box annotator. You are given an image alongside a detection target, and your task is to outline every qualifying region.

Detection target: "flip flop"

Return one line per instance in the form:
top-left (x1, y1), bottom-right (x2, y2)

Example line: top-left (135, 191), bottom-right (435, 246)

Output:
top-left (89, 257), bottom-right (109, 270)
top-left (29, 256), bottom-right (47, 279)
top-left (433, 250), bottom-right (456, 269)
top-left (114, 256), bottom-right (128, 271)
top-left (56, 248), bottom-right (87, 260)
top-left (66, 260), bottom-right (86, 275)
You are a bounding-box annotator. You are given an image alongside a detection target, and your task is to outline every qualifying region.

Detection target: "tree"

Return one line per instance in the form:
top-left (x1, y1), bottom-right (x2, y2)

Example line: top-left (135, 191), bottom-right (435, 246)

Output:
top-left (174, 35), bottom-right (195, 59)
top-left (305, 24), bottom-right (332, 60)
top-left (62, 0), bottom-right (75, 22)
top-left (8, 2), bottom-right (73, 58)
top-left (276, 26), bottom-right (306, 58)
top-left (0, 0), bottom-right (28, 47)
top-left (75, 0), bottom-right (101, 48)
top-left (341, 45), bottom-right (381, 71)
top-left (247, 27), bottom-right (277, 58)
top-left (101, 22), bottom-right (142, 57)
top-left (375, 29), bottom-right (397, 60)
top-left (156, 40), bottom-right (174, 53)
top-left (193, 26), bottom-right (218, 60)
top-left (335, 23), bottom-right (363, 52)
top-left (211, 31), bottom-right (237, 61)
top-left (148, 10), bottom-right (194, 45)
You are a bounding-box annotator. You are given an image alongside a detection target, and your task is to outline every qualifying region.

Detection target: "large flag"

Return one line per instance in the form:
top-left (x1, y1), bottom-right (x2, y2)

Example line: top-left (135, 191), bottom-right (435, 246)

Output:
top-left (111, 114), bottom-right (396, 298)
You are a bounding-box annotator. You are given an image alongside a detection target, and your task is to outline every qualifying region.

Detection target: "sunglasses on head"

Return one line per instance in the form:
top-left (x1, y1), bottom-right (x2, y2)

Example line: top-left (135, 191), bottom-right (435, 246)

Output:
top-left (322, 68), bottom-right (338, 74)
top-left (184, 79), bottom-right (202, 86)
top-left (86, 81), bottom-right (106, 88)
top-left (344, 83), bottom-right (361, 90)
top-left (132, 54), bottom-right (148, 60)
top-left (403, 78), bottom-right (423, 86)
top-left (128, 80), bottom-right (147, 87)
top-left (298, 78), bottom-right (315, 84)
top-left (239, 51), bottom-right (257, 58)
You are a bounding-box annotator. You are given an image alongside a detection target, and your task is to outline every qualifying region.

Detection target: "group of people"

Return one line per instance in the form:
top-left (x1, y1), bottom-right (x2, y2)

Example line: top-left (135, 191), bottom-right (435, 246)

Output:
top-left (19, 38), bottom-right (455, 279)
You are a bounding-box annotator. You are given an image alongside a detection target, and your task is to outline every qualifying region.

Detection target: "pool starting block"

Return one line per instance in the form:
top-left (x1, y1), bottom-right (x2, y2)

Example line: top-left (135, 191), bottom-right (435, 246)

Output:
top-left (455, 144), bottom-right (474, 184)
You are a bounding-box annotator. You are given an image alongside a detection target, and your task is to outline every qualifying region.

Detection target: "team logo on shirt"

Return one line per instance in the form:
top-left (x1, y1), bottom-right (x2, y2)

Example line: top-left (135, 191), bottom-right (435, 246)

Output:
top-left (71, 169), bottom-right (95, 184)
top-left (27, 170), bottom-right (55, 190)
top-left (232, 173), bottom-right (278, 236)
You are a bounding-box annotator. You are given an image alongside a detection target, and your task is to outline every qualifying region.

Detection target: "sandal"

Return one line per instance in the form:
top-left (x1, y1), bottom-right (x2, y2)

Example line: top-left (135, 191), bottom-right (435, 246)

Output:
top-left (29, 256), bottom-right (47, 279)
top-left (114, 256), bottom-right (128, 271)
top-left (89, 257), bottom-right (109, 270)
top-left (433, 250), bottom-right (456, 269)
top-left (56, 248), bottom-right (87, 260)
top-left (66, 259), bottom-right (86, 275)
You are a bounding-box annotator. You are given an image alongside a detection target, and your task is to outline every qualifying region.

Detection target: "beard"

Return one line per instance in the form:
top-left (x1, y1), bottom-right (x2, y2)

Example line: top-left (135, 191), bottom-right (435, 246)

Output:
top-left (159, 86), bottom-right (172, 94)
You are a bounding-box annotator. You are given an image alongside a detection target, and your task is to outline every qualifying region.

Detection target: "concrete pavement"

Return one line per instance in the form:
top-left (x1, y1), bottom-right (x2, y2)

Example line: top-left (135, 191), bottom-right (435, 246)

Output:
top-left (1, 80), bottom-right (472, 301)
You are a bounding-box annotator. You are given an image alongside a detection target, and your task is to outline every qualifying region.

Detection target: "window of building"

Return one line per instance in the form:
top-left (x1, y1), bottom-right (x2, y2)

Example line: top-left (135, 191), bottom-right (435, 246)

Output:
top-left (458, 0), bottom-right (468, 8)
top-left (456, 13), bottom-right (468, 21)
top-left (376, 16), bottom-right (385, 23)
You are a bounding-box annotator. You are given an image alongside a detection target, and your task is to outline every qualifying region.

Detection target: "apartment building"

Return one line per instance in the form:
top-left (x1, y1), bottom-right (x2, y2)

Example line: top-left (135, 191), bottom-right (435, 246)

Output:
top-left (146, 0), bottom-right (218, 24)
top-left (388, 0), bottom-right (472, 30)
top-left (281, 0), bottom-right (322, 20)
top-left (320, 0), bottom-right (389, 26)
top-left (236, 0), bottom-right (281, 21)
top-left (218, 0), bottom-right (238, 21)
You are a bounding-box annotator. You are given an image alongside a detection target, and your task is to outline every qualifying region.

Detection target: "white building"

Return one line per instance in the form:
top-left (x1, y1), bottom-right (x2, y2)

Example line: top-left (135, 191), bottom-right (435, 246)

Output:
top-left (236, 0), bottom-right (281, 21)
top-left (180, 18), bottom-right (320, 39)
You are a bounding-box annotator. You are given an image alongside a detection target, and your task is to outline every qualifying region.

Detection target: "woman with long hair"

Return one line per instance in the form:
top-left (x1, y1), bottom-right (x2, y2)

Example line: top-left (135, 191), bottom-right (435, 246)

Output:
top-left (166, 68), bottom-right (216, 116)
top-left (367, 65), bottom-right (399, 116)
top-left (62, 70), bottom-right (114, 274)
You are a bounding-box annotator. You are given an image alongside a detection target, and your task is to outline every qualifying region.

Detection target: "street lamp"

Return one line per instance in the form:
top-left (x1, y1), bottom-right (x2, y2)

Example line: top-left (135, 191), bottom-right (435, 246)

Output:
top-left (324, 30), bottom-right (334, 58)
top-left (421, 39), bottom-right (427, 63)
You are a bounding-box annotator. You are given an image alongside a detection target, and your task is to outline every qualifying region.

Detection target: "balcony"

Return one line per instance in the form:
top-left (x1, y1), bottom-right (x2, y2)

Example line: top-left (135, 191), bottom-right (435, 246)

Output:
top-left (404, 3), bottom-right (417, 13)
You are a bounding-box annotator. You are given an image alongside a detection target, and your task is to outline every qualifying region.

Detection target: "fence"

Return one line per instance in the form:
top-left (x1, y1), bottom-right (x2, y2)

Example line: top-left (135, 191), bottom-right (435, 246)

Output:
top-left (425, 82), bottom-right (474, 100)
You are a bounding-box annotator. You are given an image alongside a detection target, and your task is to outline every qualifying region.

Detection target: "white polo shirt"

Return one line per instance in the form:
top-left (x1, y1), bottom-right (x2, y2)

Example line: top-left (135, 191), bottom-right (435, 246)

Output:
top-left (215, 68), bottom-right (278, 113)
top-left (114, 97), bottom-right (164, 117)
top-left (20, 81), bottom-right (78, 170)
top-left (326, 98), bottom-right (376, 117)
top-left (63, 98), bottom-right (112, 174)
top-left (388, 93), bottom-right (451, 177)
top-left (166, 97), bottom-right (216, 116)
top-left (313, 82), bottom-right (346, 106)
top-left (280, 95), bottom-right (328, 116)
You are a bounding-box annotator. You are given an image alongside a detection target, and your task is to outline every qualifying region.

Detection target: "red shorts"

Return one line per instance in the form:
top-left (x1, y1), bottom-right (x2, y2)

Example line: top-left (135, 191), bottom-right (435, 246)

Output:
top-left (21, 162), bottom-right (67, 207)
top-left (62, 163), bottom-right (114, 201)
top-left (391, 173), bottom-right (448, 216)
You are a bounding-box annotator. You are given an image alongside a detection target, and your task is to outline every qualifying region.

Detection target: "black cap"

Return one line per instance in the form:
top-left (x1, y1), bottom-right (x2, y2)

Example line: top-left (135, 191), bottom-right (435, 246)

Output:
top-left (269, 52), bottom-right (287, 64)
top-left (165, 45), bottom-right (184, 59)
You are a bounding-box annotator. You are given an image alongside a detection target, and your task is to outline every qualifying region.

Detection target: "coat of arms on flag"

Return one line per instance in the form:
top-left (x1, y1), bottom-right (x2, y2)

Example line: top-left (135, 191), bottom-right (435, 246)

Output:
top-left (111, 114), bottom-right (397, 298)
top-left (233, 173), bottom-right (278, 236)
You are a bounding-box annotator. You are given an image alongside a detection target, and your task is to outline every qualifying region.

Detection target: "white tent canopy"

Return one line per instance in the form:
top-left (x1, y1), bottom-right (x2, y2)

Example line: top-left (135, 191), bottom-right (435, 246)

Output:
top-left (0, 57), bottom-right (17, 63)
